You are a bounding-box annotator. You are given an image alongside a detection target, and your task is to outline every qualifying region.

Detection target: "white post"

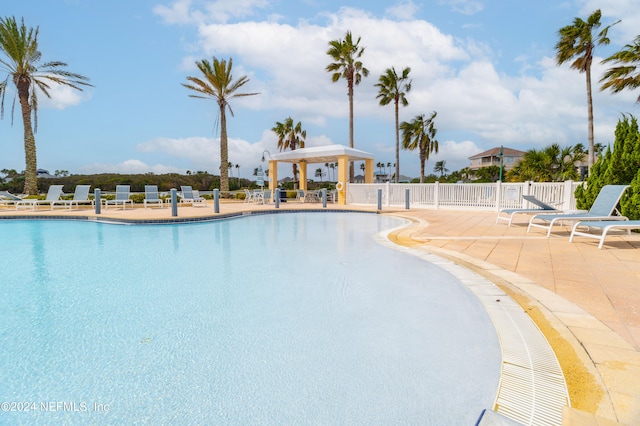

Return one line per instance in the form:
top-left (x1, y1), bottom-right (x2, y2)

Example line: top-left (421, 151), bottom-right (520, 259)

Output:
top-left (495, 181), bottom-right (502, 211)
top-left (385, 181), bottom-right (391, 207)
top-left (434, 181), bottom-right (440, 209)
top-left (563, 180), bottom-right (574, 210)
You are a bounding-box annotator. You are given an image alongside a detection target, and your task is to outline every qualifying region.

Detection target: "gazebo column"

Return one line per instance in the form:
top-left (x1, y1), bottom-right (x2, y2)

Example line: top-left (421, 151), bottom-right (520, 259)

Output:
top-left (268, 160), bottom-right (277, 190)
top-left (299, 162), bottom-right (308, 191)
top-left (364, 158), bottom-right (374, 183)
top-left (337, 155), bottom-right (348, 205)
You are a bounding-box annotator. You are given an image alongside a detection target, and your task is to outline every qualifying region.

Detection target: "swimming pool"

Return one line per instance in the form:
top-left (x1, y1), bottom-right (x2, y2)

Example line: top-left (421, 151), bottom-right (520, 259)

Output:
top-left (0, 213), bottom-right (501, 425)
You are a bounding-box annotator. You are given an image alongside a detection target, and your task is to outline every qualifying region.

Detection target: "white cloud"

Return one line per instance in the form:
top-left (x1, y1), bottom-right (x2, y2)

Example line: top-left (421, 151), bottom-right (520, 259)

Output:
top-left (154, 0), bottom-right (269, 25)
top-left (39, 84), bottom-right (89, 110)
top-left (429, 140), bottom-right (481, 172)
top-left (153, 0), bottom-right (200, 24)
top-left (579, 0), bottom-right (640, 44)
top-left (135, 135), bottom-right (277, 177)
top-left (79, 159), bottom-right (183, 174)
top-left (439, 0), bottom-right (484, 15)
top-left (156, 3), bottom-right (639, 178)
top-left (385, 1), bottom-right (420, 20)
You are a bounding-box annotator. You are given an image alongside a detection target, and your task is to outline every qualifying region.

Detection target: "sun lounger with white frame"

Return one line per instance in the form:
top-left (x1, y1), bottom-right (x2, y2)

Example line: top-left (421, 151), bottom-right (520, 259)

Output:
top-left (104, 185), bottom-right (133, 209)
top-left (569, 220), bottom-right (640, 249)
top-left (527, 185), bottom-right (630, 237)
top-left (180, 186), bottom-right (207, 206)
top-left (143, 185), bottom-right (164, 209)
top-left (51, 185), bottom-right (94, 210)
top-left (496, 195), bottom-right (561, 227)
top-left (0, 191), bottom-right (23, 208)
top-left (15, 185), bottom-right (64, 210)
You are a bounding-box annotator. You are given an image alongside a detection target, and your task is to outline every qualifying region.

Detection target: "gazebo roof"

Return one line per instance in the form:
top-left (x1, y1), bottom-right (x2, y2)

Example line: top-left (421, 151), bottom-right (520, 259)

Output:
top-left (268, 144), bottom-right (375, 164)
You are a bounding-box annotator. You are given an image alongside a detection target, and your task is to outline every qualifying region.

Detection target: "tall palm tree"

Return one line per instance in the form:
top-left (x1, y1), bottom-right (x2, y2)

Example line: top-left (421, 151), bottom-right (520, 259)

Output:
top-left (0, 16), bottom-right (91, 195)
top-left (272, 116), bottom-right (306, 189)
top-left (182, 57), bottom-right (258, 192)
top-left (375, 66), bottom-right (411, 183)
top-left (326, 31), bottom-right (369, 182)
top-left (400, 112), bottom-right (439, 183)
top-left (601, 35), bottom-right (640, 103)
top-left (555, 9), bottom-right (619, 172)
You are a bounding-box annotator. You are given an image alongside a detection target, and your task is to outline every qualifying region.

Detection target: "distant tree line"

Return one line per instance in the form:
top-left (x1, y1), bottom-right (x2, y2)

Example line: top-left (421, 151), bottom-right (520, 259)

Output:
top-left (0, 172), bottom-right (257, 194)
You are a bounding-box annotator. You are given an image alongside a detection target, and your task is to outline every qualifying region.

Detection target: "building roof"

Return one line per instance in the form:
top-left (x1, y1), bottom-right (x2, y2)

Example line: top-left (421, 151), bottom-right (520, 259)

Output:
top-left (469, 147), bottom-right (526, 160)
top-left (268, 144), bottom-right (375, 164)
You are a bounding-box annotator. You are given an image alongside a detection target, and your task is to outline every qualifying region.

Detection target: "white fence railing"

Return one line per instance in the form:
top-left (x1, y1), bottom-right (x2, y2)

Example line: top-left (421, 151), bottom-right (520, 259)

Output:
top-left (347, 181), bottom-right (584, 211)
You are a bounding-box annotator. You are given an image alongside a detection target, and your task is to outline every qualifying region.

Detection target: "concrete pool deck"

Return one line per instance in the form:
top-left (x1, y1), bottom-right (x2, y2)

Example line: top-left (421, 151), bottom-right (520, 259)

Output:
top-left (1, 201), bottom-right (638, 425)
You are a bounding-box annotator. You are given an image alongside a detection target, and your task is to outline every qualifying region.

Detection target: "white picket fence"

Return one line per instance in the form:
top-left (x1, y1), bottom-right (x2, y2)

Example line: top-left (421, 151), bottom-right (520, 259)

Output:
top-left (347, 181), bottom-right (584, 211)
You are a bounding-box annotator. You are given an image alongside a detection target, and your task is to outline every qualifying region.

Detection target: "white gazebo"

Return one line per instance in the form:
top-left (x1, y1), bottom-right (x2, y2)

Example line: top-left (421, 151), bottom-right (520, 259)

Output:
top-left (265, 144), bottom-right (375, 204)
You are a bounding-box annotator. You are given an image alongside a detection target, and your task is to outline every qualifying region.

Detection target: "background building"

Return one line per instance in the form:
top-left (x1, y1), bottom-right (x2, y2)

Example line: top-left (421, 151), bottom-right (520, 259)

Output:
top-left (469, 147), bottom-right (525, 176)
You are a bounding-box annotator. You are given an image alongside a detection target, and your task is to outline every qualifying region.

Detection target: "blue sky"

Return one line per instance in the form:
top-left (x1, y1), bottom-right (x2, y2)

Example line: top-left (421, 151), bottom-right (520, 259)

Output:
top-left (1, 0), bottom-right (639, 180)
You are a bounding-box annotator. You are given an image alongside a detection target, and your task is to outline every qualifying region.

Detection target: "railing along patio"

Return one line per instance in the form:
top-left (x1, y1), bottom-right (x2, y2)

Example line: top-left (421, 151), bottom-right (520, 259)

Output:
top-left (346, 181), bottom-right (583, 211)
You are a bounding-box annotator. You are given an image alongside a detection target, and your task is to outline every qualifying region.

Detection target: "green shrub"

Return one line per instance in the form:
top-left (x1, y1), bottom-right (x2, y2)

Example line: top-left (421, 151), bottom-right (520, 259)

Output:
top-left (576, 115), bottom-right (640, 218)
top-left (129, 193), bottom-right (145, 204)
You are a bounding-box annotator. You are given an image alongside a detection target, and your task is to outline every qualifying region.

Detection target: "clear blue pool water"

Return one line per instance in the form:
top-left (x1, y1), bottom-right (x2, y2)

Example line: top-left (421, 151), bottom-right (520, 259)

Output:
top-left (0, 213), bottom-right (501, 425)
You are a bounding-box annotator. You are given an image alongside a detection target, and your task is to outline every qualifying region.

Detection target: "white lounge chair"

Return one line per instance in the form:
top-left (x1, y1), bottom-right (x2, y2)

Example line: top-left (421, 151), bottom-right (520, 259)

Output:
top-left (0, 191), bottom-right (23, 208)
top-left (527, 185), bottom-right (630, 237)
top-left (15, 185), bottom-right (64, 210)
top-left (570, 220), bottom-right (640, 249)
top-left (51, 185), bottom-right (94, 210)
top-left (180, 186), bottom-right (207, 206)
top-left (262, 189), bottom-right (272, 204)
top-left (243, 189), bottom-right (254, 203)
top-left (496, 195), bottom-right (561, 227)
top-left (104, 185), bottom-right (133, 209)
top-left (144, 185), bottom-right (164, 209)
top-left (254, 189), bottom-right (272, 204)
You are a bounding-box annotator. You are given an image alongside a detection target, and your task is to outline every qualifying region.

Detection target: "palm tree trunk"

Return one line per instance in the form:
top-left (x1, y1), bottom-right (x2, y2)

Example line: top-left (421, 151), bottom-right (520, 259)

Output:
top-left (17, 78), bottom-right (38, 195)
top-left (292, 163), bottom-right (298, 190)
top-left (419, 151), bottom-right (426, 184)
top-left (348, 74), bottom-right (355, 183)
top-left (586, 65), bottom-right (595, 171)
top-left (394, 100), bottom-right (400, 183)
top-left (219, 104), bottom-right (229, 192)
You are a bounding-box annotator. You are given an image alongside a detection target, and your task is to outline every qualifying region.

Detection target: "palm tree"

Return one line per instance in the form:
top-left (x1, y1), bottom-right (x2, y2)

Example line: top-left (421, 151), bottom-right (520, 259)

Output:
top-left (182, 57), bottom-right (258, 192)
top-left (235, 163), bottom-right (240, 187)
top-left (375, 66), bottom-right (411, 183)
top-left (272, 116), bottom-right (306, 189)
top-left (555, 9), bottom-right (619, 172)
top-left (326, 31), bottom-right (369, 182)
top-left (400, 112), bottom-right (439, 183)
top-left (315, 168), bottom-right (324, 182)
top-left (601, 35), bottom-right (640, 103)
top-left (434, 160), bottom-right (448, 177)
top-left (0, 16), bottom-right (91, 194)
top-left (508, 143), bottom-right (585, 182)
